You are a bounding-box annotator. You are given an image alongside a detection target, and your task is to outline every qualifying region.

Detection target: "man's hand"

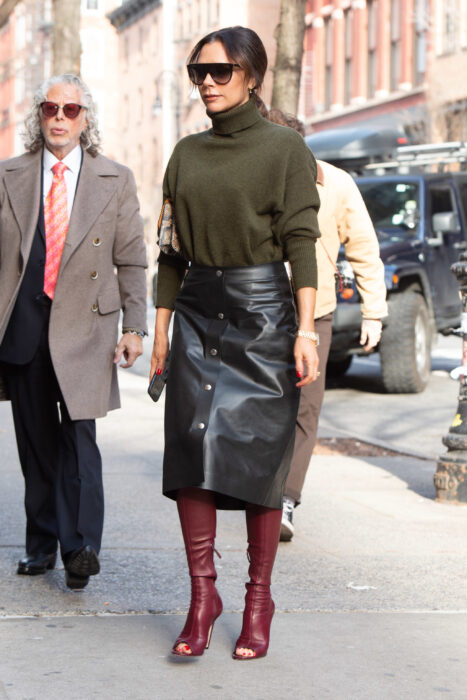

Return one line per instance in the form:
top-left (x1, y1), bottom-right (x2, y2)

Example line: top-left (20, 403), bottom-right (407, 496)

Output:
top-left (360, 319), bottom-right (383, 351)
top-left (114, 333), bottom-right (143, 368)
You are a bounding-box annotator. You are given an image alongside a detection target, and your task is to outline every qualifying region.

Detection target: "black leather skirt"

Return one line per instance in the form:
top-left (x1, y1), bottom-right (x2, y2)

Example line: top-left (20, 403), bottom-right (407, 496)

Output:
top-left (163, 261), bottom-right (300, 509)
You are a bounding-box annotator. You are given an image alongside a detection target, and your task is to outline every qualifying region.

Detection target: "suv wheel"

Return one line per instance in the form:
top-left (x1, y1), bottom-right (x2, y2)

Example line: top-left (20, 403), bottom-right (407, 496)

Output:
top-left (379, 291), bottom-right (432, 393)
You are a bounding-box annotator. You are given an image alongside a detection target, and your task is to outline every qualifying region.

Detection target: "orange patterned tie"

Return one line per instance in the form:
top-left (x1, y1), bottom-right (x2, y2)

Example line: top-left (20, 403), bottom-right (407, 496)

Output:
top-left (43, 161), bottom-right (69, 299)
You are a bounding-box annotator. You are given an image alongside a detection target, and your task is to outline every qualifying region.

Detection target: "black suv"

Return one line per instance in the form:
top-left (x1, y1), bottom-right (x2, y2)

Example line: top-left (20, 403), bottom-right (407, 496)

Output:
top-left (329, 168), bottom-right (467, 392)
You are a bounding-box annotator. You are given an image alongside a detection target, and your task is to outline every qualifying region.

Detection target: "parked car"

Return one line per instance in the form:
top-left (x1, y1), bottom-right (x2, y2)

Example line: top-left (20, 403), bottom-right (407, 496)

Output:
top-left (329, 161), bottom-right (467, 392)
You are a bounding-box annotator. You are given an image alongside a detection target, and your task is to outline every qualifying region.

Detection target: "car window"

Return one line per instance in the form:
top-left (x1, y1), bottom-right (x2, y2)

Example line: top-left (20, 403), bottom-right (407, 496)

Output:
top-left (459, 183), bottom-right (467, 225)
top-left (357, 180), bottom-right (420, 242)
top-left (429, 187), bottom-right (455, 216)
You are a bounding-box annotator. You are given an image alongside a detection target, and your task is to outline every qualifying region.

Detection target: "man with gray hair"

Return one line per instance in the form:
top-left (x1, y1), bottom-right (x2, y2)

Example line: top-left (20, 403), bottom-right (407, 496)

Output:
top-left (0, 75), bottom-right (147, 589)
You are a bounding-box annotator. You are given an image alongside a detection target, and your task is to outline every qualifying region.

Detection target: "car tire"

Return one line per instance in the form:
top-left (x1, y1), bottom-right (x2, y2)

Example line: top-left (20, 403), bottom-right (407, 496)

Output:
top-left (326, 356), bottom-right (352, 377)
top-left (379, 291), bottom-right (432, 393)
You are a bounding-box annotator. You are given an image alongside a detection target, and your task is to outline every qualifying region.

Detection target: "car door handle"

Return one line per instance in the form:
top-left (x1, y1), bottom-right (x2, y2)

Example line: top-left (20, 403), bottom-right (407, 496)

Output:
top-left (453, 241), bottom-right (467, 249)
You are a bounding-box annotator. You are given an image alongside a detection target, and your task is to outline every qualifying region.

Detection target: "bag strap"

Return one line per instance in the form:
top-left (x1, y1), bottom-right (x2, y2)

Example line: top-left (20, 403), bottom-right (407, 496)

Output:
top-left (319, 238), bottom-right (343, 293)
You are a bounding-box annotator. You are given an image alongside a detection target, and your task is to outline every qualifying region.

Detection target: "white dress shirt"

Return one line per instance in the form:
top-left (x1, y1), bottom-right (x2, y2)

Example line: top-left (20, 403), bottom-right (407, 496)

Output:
top-left (42, 145), bottom-right (83, 220)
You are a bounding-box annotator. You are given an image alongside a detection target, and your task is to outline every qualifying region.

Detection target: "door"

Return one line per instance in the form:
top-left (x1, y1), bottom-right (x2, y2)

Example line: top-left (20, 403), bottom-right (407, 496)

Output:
top-left (424, 182), bottom-right (463, 324)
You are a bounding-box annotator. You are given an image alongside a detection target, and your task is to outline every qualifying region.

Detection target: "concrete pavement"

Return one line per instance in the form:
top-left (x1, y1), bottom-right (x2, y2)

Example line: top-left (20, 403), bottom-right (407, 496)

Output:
top-left (1, 336), bottom-right (467, 699)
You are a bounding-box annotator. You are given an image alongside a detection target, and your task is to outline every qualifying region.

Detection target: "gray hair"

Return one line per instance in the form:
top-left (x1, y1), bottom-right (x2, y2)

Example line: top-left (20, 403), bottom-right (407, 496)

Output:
top-left (23, 74), bottom-right (102, 157)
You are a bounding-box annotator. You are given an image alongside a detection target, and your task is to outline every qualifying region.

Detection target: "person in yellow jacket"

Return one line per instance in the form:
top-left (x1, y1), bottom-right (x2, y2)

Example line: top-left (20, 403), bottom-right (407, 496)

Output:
top-left (267, 110), bottom-right (388, 541)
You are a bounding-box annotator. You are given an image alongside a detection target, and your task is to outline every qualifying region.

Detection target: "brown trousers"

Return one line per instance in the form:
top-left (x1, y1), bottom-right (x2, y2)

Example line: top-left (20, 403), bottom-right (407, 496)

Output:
top-left (284, 313), bottom-right (333, 505)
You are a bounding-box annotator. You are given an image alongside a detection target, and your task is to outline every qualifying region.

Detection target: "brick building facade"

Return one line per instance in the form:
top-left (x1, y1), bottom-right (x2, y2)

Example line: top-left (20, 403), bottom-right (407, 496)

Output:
top-left (300, 0), bottom-right (431, 138)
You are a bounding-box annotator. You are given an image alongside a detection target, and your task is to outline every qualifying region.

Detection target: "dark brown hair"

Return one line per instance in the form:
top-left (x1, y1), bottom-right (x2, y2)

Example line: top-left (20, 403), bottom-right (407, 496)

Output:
top-left (188, 26), bottom-right (268, 97)
top-left (267, 108), bottom-right (306, 136)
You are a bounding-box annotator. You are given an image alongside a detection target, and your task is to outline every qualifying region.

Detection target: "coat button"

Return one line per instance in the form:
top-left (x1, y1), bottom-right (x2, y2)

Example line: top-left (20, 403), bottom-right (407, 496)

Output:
top-left (217, 312), bottom-right (224, 320)
top-left (204, 384), bottom-right (212, 391)
top-left (90, 271), bottom-right (98, 280)
top-left (91, 303), bottom-right (98, 312)
top-left (216, 270), bottom-right (222, 277)
top-left (209, 348), bottom-right (218, 356)
top-left (93, 238), bottom-right (102, 246)
top-left (197, 422), bottom-right (205, 430)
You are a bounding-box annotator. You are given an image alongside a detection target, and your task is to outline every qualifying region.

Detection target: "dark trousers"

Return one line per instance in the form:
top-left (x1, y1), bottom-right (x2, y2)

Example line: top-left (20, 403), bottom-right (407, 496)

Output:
top-left (2, 319), bottom-right (104, 558)
top-left (284, 313), bottom-right (333, 505)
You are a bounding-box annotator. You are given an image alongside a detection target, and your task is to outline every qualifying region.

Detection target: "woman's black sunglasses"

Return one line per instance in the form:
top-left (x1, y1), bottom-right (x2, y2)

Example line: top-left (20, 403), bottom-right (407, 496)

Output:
top-left (187, 63), bottom-right (240, 86)
top-left (40, 101), bottom-right (86, 120)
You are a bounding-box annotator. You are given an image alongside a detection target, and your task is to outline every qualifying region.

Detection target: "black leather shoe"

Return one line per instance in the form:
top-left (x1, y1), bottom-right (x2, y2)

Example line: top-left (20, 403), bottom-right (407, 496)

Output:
top-left (63, 545), bottom-right (100, 590)
top-left (17, 552), bottom-right (57, 576)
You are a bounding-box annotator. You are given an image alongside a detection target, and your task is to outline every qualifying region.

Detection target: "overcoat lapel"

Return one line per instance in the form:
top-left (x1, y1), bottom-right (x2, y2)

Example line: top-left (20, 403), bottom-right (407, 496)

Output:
top-left (60, 152), bottom-right (117, 270)
top-left (3, 151), bottom-right (42, 260)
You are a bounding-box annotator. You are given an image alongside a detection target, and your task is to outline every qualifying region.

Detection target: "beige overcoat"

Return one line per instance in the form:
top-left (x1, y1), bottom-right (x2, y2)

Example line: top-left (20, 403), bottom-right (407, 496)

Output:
top-left (0, 149), bottom-right (147, 419)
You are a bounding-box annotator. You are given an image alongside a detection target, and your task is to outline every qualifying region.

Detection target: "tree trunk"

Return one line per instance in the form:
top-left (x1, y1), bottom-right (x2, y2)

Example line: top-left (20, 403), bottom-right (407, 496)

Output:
top-left (271, 0), bottom-right (307, 114)
top-left (0, 0), bottom-right (21, 29)
top-left (52, 0), bottom-right (81, 75)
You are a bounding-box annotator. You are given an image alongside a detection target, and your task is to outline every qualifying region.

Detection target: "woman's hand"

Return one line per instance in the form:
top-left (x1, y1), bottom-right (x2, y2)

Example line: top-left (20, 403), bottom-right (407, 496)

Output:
top-left (294, 286), bottom-right (319, 386)
top-left (294, 336), bottom-right (319, 387)
top-left (150, 307), bottom-right (172, 381)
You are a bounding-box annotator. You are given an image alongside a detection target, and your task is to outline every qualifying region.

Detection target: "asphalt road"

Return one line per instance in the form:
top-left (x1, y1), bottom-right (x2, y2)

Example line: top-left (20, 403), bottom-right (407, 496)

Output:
top-left (0, 323), bottom-right (466, 699)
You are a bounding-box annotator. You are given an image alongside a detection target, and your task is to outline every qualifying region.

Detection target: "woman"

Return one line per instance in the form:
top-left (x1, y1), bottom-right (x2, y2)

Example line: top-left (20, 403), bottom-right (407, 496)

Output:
top-left (151, 26), bottom-right (320, 660)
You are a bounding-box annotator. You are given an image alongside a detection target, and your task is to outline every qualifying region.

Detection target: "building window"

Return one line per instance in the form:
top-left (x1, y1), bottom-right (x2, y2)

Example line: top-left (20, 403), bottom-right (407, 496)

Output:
top-left (324, 16), bottom-right (333, 111)
top-left (138, 88), bottom-right (144, 124)
top-left (344, 9), bottom-right (353, 105)
top-left (413, 0), bottom-right (427, 86)
top-left (139, 26), bottom-right (145, 61)
top-left (367, 0), bottom-right (378, 99)
top-left (82, 0), bottom-right (100, 10)
top-left (442, 0), bottom-right (458, 53)
top-left (123, 36), bottom-right (129, 68)
top-left (390, 0), bottom-right (400, 91)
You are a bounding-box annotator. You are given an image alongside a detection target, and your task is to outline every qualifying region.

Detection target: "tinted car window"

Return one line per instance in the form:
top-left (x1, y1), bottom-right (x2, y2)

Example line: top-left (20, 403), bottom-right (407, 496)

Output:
top-left (357, 180), bottom-right (420, 241)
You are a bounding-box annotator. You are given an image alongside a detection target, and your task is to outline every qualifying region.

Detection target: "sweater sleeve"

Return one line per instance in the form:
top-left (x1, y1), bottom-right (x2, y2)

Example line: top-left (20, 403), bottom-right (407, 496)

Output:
top-left (155, 159), bottom-right (189, 310)
top-left (276, 138), bottom-right (321, 290)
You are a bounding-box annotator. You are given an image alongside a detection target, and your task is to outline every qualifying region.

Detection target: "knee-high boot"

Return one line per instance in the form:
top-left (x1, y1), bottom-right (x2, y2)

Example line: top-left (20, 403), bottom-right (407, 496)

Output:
top-left (172, 487), bottom-right (223, 656)
top-left (233, 504), bottom-right (282, 660)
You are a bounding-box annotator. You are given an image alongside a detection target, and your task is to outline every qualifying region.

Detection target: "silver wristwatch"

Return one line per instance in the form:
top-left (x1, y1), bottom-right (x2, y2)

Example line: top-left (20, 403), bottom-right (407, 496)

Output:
top-left (296, 330), bottom-right (319, 345)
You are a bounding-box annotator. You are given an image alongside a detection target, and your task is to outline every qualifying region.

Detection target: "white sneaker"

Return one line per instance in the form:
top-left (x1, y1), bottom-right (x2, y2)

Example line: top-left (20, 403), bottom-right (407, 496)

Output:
top-left (280, 497), bottom-right (295, 542)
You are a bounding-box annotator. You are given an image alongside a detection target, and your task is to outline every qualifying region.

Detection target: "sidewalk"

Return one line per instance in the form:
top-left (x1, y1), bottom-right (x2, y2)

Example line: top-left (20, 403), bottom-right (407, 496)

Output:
top-left (1, 370), bottom-right (467, 699)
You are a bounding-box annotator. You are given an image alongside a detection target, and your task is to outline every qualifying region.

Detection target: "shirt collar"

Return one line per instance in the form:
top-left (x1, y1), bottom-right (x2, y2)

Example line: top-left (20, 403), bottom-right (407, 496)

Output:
top-left (43, 144), bottom-right (82, 173)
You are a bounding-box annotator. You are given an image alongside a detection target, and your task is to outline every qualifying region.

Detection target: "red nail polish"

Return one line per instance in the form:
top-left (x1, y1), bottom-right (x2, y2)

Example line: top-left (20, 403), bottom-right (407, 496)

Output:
top-left (296, 371), bottom-right (302, 378)
top-left (156, 368), bottom-right (162, 376)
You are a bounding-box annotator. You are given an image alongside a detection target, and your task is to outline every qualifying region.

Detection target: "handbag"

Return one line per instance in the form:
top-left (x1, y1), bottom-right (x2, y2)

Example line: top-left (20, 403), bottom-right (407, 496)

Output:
top-left (147, 351), bottom-right (171, 402)
top-left (157, 199), bottom-right (183, 257)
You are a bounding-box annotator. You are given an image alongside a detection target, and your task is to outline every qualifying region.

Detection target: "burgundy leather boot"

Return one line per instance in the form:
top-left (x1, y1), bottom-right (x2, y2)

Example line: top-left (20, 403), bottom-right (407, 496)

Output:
top-left (233, 504), bottom-right (282, 660)
top-left (172, 488), bottom-right (223, 656)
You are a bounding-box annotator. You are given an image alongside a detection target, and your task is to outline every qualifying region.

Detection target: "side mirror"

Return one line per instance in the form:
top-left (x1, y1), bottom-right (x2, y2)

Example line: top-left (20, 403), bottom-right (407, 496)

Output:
top-left (428, 212), bottom-right (461, 247)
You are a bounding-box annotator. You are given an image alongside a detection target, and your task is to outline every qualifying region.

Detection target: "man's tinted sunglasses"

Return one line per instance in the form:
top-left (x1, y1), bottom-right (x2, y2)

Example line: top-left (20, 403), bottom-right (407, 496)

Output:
top-left (40, 101), bottom-right (86, 119)
top-left (187, 63), bottom-right (240, 86)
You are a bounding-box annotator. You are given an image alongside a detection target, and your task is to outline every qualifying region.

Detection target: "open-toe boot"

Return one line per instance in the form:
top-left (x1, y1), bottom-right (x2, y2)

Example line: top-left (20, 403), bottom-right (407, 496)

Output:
top-left (172, 488), bottom-right (223, 657)
top-left (233, 504), bottom-right (282, 660)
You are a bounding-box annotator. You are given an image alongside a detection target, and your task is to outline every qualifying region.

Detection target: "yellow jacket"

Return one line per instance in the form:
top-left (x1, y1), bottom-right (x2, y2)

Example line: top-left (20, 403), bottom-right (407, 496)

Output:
top-left (314, 160), bottom-right (388, 320)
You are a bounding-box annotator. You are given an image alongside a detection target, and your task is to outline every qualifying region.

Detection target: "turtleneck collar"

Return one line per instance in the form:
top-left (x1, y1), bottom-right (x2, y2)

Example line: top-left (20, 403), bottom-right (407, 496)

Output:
top-left (210, 96), bottom-right (262, 135)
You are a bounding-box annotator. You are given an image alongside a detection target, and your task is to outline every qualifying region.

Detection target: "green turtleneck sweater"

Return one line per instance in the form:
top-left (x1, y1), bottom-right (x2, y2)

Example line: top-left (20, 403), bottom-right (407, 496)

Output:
top-left (156, 97), bottom-right (320, 310)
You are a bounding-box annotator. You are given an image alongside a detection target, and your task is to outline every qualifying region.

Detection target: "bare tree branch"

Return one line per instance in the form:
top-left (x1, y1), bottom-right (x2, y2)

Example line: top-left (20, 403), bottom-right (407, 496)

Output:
top-left (271, 0), bottom-right (307, 114)
top-left (0, 0), bottom-right (21, 30)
